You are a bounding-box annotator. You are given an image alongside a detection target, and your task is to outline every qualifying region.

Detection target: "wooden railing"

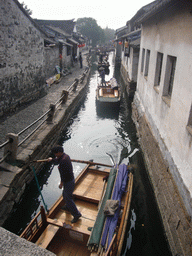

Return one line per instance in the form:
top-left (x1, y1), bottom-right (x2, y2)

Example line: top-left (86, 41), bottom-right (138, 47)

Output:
top-left (20, 206), bottom-right (47, 241)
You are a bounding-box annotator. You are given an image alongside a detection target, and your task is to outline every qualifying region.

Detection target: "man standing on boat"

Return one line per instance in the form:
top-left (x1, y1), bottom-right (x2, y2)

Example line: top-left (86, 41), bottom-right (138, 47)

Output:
top-left (48, 145), bottom-right (81, 223)
top-left (79, 52), bottom-right (83, 68)
top-left (99, 67), bottom-right (106, 86)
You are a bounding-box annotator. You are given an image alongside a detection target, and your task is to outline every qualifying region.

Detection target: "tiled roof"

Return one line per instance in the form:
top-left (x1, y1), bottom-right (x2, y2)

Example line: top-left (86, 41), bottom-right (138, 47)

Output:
top-left (34, 19), bottom-right (75, 35)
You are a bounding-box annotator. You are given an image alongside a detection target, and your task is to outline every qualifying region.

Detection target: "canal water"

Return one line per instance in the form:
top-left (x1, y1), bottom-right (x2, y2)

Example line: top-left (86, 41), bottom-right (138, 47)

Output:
top-left (3, 52), bottom-right (171, 256)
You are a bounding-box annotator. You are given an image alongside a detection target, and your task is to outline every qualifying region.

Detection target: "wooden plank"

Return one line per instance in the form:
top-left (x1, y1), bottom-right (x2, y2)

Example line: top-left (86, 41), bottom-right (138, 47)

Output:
top-left (47, 218), bottom-right (64, 228)
top-left (55, 211), bottom-right (93, 236)
top-left (36, 224), bottom-right (59, 249)
top-left (48, 237), bottom-right (70, 255)
top-left (49, 239), bottom-right (90, 256)
top-left (73, 194), bottom-right (100, 204)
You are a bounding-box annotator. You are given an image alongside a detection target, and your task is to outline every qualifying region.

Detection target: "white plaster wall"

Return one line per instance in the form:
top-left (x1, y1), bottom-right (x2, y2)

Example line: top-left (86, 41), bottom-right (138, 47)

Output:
top-left (121, 47), bottom-right (139, 82)
top-left (136, 9), bottom-right (192, 214)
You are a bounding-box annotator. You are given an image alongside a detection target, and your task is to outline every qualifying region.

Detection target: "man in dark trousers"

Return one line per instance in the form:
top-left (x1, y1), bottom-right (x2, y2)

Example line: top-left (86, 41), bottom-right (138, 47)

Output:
top-left (79, 52), bottom-right (83, 68)
top-left (99, 67), bottom-right (106, 86)
top-left (48, 145), bottom-right (81, 223)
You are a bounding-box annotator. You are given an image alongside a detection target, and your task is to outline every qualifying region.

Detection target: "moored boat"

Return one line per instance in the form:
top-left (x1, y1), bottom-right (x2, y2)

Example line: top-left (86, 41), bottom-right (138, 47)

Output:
top-left (20, 160), bottom-right (133, 256)
top-left (96, 78), bottom-right (121, 104)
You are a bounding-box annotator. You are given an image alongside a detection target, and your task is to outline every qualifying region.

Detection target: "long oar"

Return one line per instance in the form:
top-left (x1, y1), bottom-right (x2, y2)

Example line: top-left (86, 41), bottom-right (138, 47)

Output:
top-left (71, 159), bottom-right (112, 167)
top-left (32, 158), bottom-right (112, 168)
top-left (32, 166), bottom-right (48, 213)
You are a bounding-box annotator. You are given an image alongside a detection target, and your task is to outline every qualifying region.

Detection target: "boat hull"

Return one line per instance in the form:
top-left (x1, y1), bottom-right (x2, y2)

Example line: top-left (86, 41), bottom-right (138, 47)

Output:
top-left (96, 84), bottom-right (121, 104)
top-left (20, 161), bottom-right (133, 256)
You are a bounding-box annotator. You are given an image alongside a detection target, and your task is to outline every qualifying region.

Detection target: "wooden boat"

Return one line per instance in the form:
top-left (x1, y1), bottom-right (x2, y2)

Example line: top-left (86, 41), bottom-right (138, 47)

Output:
top-left (20, 160), bottom-right (133, 256)
top-left (96, 78), bottom-right (121, 104)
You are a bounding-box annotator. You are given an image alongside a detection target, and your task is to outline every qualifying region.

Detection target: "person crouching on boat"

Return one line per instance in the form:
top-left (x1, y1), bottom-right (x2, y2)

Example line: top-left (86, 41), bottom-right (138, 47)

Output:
top-left (48, 145), bottom-right (82, 223)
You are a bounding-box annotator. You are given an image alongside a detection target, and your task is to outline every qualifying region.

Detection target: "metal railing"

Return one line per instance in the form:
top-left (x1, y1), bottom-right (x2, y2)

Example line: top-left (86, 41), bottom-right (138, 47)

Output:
top-left (0, 67), bottom-right (89, 164)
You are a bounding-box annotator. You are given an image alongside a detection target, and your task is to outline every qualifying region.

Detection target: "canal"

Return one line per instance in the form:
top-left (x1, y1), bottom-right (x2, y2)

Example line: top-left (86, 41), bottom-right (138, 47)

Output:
top-left (3, 52), bottom-right (171, 256)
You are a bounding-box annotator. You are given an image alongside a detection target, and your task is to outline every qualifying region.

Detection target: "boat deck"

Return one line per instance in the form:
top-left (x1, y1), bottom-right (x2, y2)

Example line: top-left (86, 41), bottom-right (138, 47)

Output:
top-left (20, 164), bottom-right (133, 256)
top-left (42, 167), bottom-right (110, 255)
top-left (98, 87), bottom-right (119, 98)
top-left (48, 238), bottom-right (90, 256)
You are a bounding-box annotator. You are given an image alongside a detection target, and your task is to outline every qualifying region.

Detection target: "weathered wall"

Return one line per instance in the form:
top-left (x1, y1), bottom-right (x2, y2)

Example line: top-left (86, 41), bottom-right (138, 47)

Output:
top-left (0, 0), bottom-right (46, 116)
top-left (120, 64), bottom-right (136, 99)
top-left (131, 3), bottom-right (192, 255)
top-left (132, 93), bottom-right (192, 256)
top-left (121, 46), bottom-right (139, 83)
top-left (44, 46), bottom-right (59, 79)
top-left (137, 4), bottom-right (192, 217)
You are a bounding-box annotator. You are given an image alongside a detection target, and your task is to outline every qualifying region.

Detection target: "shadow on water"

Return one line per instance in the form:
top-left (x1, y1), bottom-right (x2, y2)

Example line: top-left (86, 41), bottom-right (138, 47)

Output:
top-left (3, 52), bottom-right (171, 256)
top-left (96, 100), bottom-right (120, 120)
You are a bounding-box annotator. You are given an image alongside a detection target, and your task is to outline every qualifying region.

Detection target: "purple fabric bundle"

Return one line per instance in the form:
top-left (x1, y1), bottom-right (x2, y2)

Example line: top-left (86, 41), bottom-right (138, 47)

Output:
top-left (101, 164), bottom-right (129, 249)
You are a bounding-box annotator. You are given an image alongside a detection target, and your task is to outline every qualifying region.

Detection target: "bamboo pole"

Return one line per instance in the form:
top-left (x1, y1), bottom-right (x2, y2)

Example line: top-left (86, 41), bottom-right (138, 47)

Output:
top-left (116, 172), bottom-right (133, 256)
top-left (104, 233), bottom-right (117, 256)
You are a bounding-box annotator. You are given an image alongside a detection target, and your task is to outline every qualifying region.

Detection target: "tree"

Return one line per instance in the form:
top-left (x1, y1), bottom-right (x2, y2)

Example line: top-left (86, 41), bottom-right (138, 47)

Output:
top-left (103, 27), bottom-right (115, 44)
top-left (76, 18), bottom-right (105, 47)
top-left (20, 1), bottom-right (32, 16)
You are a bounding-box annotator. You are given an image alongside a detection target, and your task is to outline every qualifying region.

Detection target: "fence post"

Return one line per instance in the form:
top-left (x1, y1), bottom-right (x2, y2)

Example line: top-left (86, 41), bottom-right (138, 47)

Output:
top-left (4, 133), bottom-right (18, 161)
top-left (73, 78), bottom-right (79, 91)
top-left (47, 104), bottom-right (55, 123)
top-left (61, 90), bottom-right (69, 104)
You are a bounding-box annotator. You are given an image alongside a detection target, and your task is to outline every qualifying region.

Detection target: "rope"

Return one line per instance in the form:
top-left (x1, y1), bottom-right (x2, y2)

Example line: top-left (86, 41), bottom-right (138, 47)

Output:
top-left (32, 166), bottom-right (48, 213)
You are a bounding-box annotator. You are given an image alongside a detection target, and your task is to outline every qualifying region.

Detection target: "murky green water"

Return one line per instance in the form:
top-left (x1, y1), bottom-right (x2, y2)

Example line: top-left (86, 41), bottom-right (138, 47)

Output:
top-left (3, 52), bottom-right (171, 256)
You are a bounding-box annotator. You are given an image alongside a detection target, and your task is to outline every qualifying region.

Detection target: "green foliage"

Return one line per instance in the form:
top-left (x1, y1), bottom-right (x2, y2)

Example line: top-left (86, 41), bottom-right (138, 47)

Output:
top-left (77, 18), bottom-right (107, 47)
top-left (103, 27), bottom-right (115, 44)
top-left (21, 1), bottom-right (32, 16)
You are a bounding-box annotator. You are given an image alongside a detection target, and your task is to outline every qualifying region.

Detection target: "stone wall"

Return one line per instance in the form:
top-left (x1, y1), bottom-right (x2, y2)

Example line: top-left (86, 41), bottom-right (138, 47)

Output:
top-left (0, 0), bottom-right (46, 116)
top-left (132, 93), bottom-right (192, 256)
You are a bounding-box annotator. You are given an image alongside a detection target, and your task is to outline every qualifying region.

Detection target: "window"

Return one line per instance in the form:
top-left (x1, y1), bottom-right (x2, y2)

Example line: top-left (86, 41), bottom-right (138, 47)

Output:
top-left (144, 49), bottom-right (150, 77)
top-left (154, 52), bottom-right (163, 87)
top-left (187, 104), bottom-right (192, 135)
top-left (163, 55), bottom-right (177, 98)
top-left (141, 48), bottom-right (145, 72)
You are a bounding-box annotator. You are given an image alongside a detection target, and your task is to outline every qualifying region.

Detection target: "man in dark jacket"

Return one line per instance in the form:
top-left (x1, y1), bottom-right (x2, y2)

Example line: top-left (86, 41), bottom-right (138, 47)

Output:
top-left (79, 52), bottom-right (83, 68)
top-left (48, 145), bottom-right (81, 223)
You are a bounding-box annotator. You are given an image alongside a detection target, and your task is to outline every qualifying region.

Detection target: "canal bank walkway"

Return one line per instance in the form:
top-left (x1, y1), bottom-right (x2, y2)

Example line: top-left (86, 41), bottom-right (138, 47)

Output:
top-left (0, 51), bottom-right (89, 158)
top-left (0, 51), bottom-right (90, 255)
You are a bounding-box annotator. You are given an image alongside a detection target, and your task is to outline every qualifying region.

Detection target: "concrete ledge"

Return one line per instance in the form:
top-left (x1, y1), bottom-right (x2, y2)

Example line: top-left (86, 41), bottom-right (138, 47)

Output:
top-left (0, 227), bottom-right (55, 256)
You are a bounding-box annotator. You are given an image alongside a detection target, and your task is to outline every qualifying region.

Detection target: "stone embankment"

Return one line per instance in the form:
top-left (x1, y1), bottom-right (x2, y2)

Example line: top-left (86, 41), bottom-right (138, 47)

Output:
top-left (120, 58), bottom-right (192, 256)
top-left (132, 94), bottom-right (192, 256)
top-left (0, 52), bottom-right (91, 255)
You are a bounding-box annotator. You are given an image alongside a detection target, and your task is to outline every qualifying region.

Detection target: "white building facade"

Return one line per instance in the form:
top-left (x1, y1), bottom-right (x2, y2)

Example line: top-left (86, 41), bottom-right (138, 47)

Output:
top-left (135, 0), bottom-right (192, 215)
top-left (130, 1), bottom-right (192, 254)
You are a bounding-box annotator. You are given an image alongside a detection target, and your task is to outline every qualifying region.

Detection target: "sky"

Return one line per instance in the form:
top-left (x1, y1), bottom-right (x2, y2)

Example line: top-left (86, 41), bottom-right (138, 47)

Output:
top-left (20, 0), bottom-right (153, 30)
